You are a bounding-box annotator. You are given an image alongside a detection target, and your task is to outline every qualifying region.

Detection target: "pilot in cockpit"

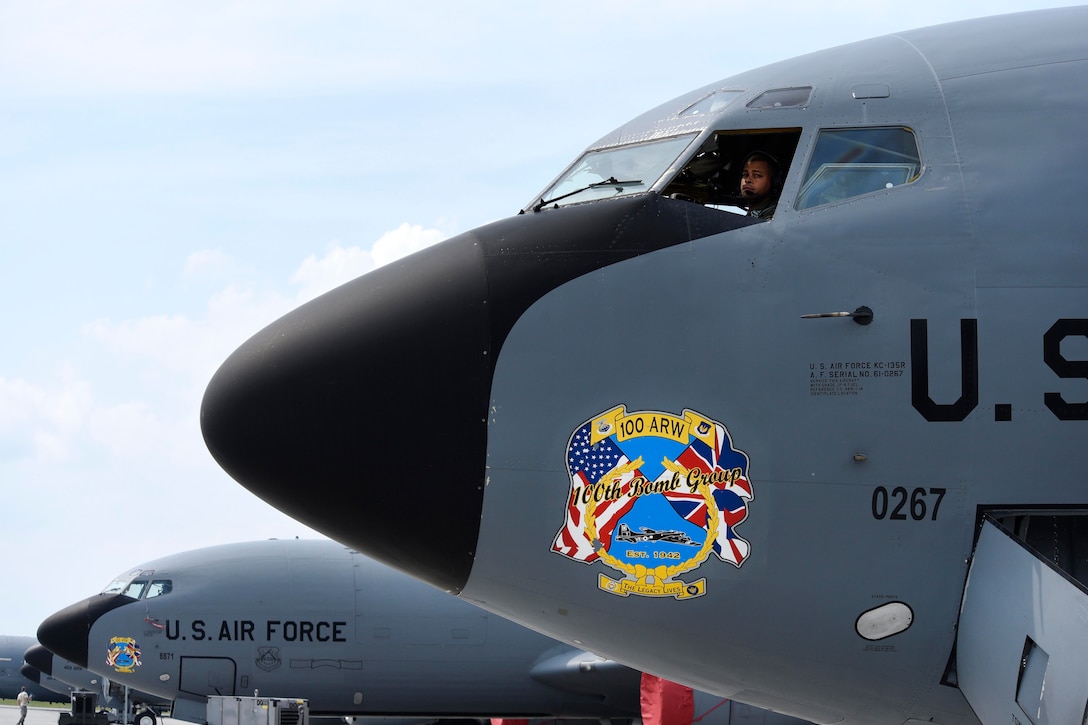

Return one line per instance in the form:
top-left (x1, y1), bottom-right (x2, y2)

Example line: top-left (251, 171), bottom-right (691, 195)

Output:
top-left (739, 150), bottom-right (782, 220)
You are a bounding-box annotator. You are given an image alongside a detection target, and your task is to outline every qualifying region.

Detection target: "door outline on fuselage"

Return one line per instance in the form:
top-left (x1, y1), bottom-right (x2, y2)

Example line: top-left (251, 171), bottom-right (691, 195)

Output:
top-left (178, 656), bottom-right (237, 698)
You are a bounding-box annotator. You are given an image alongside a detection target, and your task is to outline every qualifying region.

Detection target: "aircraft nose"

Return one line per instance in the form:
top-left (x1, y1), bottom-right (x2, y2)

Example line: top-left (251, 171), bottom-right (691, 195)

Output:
top-left (23, 645), bottom-right (54, 676)
top-left (38, 595), bottom-right (131, 668)
top-left (201, 197), bottom-right (745, 593)
top-left (202, 230), bottom-right (492, 592)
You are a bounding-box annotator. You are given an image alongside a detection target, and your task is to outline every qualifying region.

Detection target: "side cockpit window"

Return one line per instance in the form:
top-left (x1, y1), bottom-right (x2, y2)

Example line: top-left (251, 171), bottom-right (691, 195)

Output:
top-left (663, 129), bottom-right (802, 219)
top-left (145, 580), bottom-right (173, 599)
top-left (797, 127), bottom-right (920, 209)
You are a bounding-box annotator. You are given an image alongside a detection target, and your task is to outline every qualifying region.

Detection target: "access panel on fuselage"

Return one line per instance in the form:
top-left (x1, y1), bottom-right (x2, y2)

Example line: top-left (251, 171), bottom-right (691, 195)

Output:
top-left (178, 656), bottom-right (237, 698)
top-left (957, 519), bottom-right (1088, 724)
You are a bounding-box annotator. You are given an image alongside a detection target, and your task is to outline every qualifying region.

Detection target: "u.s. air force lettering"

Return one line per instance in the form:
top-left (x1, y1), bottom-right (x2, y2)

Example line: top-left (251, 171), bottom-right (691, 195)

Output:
top-left (552, 406), bottom-right (753, 599)
top-left (164, 619), bottom-right (347, 642)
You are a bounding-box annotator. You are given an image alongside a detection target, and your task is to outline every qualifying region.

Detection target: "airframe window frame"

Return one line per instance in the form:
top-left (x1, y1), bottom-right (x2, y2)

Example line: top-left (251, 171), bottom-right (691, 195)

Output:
top-left (794, 126), bottom-right (922, 211)
top-left (527, 133), bottom-right (701, 212)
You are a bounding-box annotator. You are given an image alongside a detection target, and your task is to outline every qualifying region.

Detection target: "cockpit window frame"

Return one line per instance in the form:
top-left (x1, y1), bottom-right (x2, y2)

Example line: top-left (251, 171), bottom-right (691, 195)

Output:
top-left (102, 579), bottom-right (128, 595)
top-left (527, 133), bottom-right (701, 213)
top-left (794, 126), bottom-right (922, 210)
top-left (102, 569), bottom-right (162, 599)
top-left (121, 580), bottom-right (147, 600)
top-left (661, 128), bottom-right (803, 215)
top-left (145, 580), bottom-right (173, 599)
top-left (679, 90), bottom-right (745, 117)
top-left (747, 87), bottom-right (813, 110)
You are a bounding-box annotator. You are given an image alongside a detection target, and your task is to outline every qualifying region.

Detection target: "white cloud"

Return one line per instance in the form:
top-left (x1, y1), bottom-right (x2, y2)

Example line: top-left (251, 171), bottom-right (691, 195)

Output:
top-left (182, 249), bottom-right (234, 284)
top-left (70, 223), bottom-right (448, 469)
top-left (84, 312), bottom-right (214, 376)
top-left (372, 223), bottom-right (448, 268)
top-left (290, 242), bottom-right (375, 304)
top-left (0, 370), bottom-right (92, 462)
top-left (82, 223), bottom-right (447, 409)
top-left (86, 400), bottom-right (160, 458)
top-left (84, 281), bottom-right (294, 382)
top-left (290, 223), bottom-right (448, 304)
top-left (0, 362), bottom-right (192, 469)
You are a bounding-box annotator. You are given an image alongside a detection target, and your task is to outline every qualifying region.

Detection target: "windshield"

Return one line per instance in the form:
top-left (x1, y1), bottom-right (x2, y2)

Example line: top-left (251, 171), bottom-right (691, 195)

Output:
top-left (102, 569), bottom-right (162, 598)
top-left (102, 570), bottom-right (139, 595)
top-left (102, 576), bottom-right (144, 598)
top-left (102, 578), bottom-right (129, 595)
top-left (531, 135), bottom-right (697, 211)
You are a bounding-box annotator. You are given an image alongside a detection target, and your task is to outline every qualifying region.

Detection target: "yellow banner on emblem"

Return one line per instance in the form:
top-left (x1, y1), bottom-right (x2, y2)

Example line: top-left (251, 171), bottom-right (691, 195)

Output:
top-left (590, 406), bottom-right (719, 448)
top-left (683, 410), bottom-right (717, 448)
top-left (598, 574), bottom-right (706, 600)
top-left (590, 406), bottom-right (625, 445)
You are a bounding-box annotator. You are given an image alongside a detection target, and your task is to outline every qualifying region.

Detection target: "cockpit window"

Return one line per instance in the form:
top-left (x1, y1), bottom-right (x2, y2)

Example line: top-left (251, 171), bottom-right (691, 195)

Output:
top-left (145, 580), bottom-right (173, 599)
top-left (122, 580), bottom-right (147, 599)
top-left (530, 134), bottom-right (697, 211)
top-left (662, 129), bottom-right (802, 215)
top-left (103, 570), bottom-right (142, 595)
top-left (102, 566), bottom-right (161, 596)
top-left (102, 578), bottom-right (128, 595)
top-left (680, 90), bottom-right (744, 117)
top-left (747, 87), bottom-right (812, 109)
top-left (796, 127), bottom-right (921, 210)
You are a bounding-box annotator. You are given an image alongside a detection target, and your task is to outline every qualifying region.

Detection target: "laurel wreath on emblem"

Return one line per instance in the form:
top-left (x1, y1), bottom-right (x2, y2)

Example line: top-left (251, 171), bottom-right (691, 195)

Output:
top-left (584, 459), bottom-right (720, 581)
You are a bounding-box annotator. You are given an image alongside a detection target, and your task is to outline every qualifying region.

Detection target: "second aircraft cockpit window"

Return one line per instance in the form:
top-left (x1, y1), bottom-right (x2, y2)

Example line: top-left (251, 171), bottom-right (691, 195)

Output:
top-left (102, 576), bottom-right (173, 600)
top-left (121, 581), bottom-right (146, 599)
top-left (146, 580), bottom-right (173, 598)
top-left (102, 574), bottom-right (137, 596)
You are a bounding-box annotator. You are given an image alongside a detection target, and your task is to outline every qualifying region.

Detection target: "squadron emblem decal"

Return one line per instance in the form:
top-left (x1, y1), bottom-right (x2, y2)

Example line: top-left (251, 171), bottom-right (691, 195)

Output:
top-left (106, 637), bottom-right (141, 673)
top-left (552, 406), bottom-right (753, 599)
top-left (256, 647), bottom-right (283, 672)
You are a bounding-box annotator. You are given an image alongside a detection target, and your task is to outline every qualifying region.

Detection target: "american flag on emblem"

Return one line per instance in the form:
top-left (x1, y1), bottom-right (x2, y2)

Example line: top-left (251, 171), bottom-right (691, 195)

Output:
top-left (663, 420), bottom-right (753, 566)
top-left (552, 421), bottom-right (639, 562)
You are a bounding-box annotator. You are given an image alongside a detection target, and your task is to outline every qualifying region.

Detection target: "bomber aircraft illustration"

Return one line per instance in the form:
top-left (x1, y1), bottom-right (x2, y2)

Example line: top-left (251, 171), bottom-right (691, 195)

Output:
top-left (199, 7), bottom-right (1088, 725)
top-left (36, 539), bottom-right (809, 725)
top-left (613, 525), bottom-right (697, 546)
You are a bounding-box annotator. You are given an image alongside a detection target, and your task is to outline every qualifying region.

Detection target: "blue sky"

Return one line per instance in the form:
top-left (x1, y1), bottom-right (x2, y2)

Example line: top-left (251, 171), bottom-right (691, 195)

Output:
top-left (0, 0), bottom-right (1068, 637)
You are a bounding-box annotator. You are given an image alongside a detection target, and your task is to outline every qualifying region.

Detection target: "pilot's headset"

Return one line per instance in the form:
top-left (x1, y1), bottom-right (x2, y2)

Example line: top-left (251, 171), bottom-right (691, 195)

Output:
top-left (743, 150), bottom-right (784, 194)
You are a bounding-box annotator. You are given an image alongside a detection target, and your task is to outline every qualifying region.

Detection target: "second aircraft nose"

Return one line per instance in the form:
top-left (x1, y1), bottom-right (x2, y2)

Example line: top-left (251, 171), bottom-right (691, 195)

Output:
top-left (23, 644), bottom-right (55, 677)
top-left (38, 594), bottom-right (132, 669)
